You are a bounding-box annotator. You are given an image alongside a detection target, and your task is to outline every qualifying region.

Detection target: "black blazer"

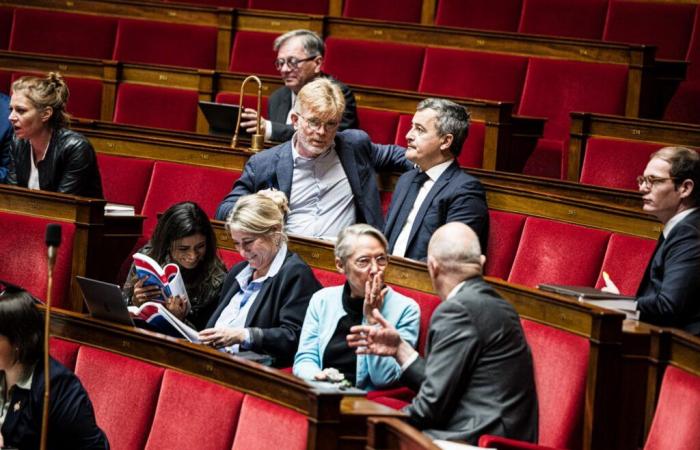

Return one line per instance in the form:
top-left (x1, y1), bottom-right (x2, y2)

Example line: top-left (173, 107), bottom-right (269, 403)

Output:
top-left (401, 277), bottom-right (538, 444)
top-left (206, 250), bottom-right (322, 367)
top-left (215, 129), bottom-right (412, 226)
top-left (1, 357), bottom-right (109, 450)
top-left (384, 161), bottom-right (489, 261)
top-left (637, 208), bottom-right (700, 335)
top-left (267, 73), bottom-right (359, 142)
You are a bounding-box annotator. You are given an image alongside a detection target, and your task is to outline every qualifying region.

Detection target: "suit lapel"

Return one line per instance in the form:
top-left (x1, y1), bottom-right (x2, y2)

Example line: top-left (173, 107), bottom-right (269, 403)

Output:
top-left (406, 162), bottom-right (459, 247)
top-left (271, 88), bottom-right (293, 123)
top-left (335, 136), bottom-right (364, 216)
top-left (385, 170), bottom-right (419, 234)
top-left (275, 144), bottom-right (294, 198)
top-left (244, 277), bottom-right (272, 326)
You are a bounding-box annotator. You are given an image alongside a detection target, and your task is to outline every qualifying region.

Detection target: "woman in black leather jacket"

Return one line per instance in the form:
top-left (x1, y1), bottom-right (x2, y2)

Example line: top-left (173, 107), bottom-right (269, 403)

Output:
top-left (6, 72), bottom-right (103, 198)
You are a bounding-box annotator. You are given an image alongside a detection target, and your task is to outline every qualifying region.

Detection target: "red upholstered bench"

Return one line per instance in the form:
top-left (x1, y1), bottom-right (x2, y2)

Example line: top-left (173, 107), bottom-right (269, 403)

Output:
top-left (228, 30), bottom-right (278, 77)
top-left (247, 0), bottom-right (329, 15)
top-left (484, 210), bottom-right (526, 280)
top-left (518, 0), bottom-right (608, 40)
top-left (96, 154), bottom-right (154, 214)
top-left (113, 83), bottom-right (200, 132)
top-left (435, 0), bottom-right (523, 32)
top-left (579, 137), bottom-right (664, 190)
top-left (0, 212), bottom-right (75, 309)
top-left (595, 233), bottom-right (657, 296)
top-left (342, 0), bottom-right (422, 23)
top-left (357, 107), bottom-right (400, 145)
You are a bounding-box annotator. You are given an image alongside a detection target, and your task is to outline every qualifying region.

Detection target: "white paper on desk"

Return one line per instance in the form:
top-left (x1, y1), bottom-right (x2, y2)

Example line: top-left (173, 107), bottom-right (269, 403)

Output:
top-left (433, 440), bottom-right (491, 450)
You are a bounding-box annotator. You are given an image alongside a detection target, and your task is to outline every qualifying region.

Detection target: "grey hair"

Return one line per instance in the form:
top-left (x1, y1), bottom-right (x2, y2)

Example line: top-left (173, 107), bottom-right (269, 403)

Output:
top-left (416, 98), bottom-right (470, 157)
top-left (334, 224), bottom-right (388, 263)
top-left (273, 29), bottom-right (325, 57)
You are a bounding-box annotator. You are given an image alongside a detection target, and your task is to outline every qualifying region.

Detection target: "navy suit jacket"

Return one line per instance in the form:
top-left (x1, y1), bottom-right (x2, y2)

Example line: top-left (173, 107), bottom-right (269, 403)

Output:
top-left (637, 208), bottom-right (700, 335)
top-left (268, 73), bottom-right (359, 142)
top-left (215, 129), bottom-right (412, 228)
top-left (384, 161), bottom-right (489, 261)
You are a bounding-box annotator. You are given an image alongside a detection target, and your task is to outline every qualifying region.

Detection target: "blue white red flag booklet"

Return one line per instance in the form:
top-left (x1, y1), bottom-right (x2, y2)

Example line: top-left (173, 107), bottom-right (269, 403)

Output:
top-left (128, 302), bottom-right (200, 343)
top-left (132, 252), bottom-right (190, 305)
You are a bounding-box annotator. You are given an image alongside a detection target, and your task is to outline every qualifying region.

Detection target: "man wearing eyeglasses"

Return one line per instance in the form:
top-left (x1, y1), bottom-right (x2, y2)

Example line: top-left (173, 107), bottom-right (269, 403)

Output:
top-left (634, 146), bottom-right (700, 335)
top-left (239, 29), bottom-right (358, 143)
top-left (216, 77), bottom-right (411, 239)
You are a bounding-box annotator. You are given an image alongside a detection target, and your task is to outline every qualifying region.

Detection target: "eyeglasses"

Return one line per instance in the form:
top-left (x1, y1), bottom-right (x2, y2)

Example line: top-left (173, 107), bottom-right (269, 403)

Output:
top-left (274, 55), bottom-right (317, 71)
top-left (299, 114), bottom-right (340, 132)
top-left (636, 175), bottom-right (677, 188)
top-left (352, 255), bottom-right (389, 269)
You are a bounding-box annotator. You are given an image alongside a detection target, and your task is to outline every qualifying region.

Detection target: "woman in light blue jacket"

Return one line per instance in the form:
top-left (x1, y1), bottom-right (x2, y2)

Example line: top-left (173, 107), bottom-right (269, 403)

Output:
top-left (294, 224), bottom-right (420, 390)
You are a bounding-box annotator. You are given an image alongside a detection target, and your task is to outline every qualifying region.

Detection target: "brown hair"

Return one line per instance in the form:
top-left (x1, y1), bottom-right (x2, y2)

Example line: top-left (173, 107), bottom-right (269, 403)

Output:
top-left (651, 146), bottom-right (700, 206)
top-left (12, 72), bottom-right (71, 129)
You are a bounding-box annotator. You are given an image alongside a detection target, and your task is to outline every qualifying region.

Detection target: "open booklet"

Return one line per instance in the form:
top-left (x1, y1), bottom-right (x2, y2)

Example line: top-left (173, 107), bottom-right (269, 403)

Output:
top-left (128, 302), bottom-right (199, 343)
top-left (538, 284), bottom-right (639, 319)
top-left (133, 253), bottom-right (190, 306)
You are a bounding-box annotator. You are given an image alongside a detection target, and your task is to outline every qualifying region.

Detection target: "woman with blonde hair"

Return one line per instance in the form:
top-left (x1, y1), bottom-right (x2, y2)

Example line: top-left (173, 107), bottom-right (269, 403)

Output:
top-left (199, 190), bottom-right (321, 367)
top-left (7, 72), bottom-right (102, 197)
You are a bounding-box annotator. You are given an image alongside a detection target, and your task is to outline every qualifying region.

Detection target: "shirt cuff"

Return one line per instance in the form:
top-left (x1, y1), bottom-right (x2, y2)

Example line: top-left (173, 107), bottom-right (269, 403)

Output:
top-left (263, 119), bottom-right (272, 142)
top-left (400, 350), bottom-right (419, 373)
top-left (240, 328), bottom-right (252, 350)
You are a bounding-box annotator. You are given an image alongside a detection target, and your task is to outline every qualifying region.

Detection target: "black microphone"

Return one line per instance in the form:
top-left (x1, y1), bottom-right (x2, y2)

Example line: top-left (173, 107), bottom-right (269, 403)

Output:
top-left (41, 224), bottom-right (61, 450)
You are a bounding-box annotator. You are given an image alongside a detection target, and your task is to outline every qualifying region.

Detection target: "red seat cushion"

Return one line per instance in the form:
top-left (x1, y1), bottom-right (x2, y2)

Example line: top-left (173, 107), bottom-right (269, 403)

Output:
top-left (579, 137), bottom-right (663, 190)
top-left (113, 83), bottom-right (199, 132)
top-left (595, 233), bottom-right (657, 296)
top-left (435, 0), bottom-right (523, 32)
top-left (644, 365), bottom-right (700, 450)
top-left (663, 80), bottom-right (700, 125)
top-left (247, 0), bottom-right (329, 14)
top-left (113, 18), bottom-right (218, 70)
top-left (9, 8), bottom-right (117, 59)
top-left (49, 337), bottom-right (80, 371)
top-left (75, 346), bottom-right (164, 450)
top-left (390, 286), bottom-right (440, 356)
top-left (228, 30), bottom-right (278, 77)
top-left (96, 154), bottom-right (155, 213)
top-left (419, 48), bottom-right (529, 106)
top-left (484, 210), bottom-right (527, 280)
top-left (324, 37), bottom-right (424, 91)
top-left (356, 107), bottom-right (400, 145)
top-left (219, 248), bottom-right (244, 269)
top-left (140, 161), bottom-right (241, 236)
top-left (0, 7), bottom-right (13, 50)
top-left (145, 370), bottom-right (245, 450)
top-left (508, 217), bottom-right (611, 288)
top-left (603, 1), bottom-right (696, 61)
top-left (231, 395), bottom-right (308, 450)
top-left (311, 267), bottom-right (345, 287)
top-left (342, 0), bottom-right (422, 23)
top-left (518, 0), bottom-right (608, 40)
top-left (521, 319), bottom-right (589, 448)
top-left (0, 212), bottom-right (75, 309)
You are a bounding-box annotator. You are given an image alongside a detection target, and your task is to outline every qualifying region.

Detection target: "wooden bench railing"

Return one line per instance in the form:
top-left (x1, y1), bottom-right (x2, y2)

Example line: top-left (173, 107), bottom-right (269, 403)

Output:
top-left (48, 307), bottom-right (404, 450)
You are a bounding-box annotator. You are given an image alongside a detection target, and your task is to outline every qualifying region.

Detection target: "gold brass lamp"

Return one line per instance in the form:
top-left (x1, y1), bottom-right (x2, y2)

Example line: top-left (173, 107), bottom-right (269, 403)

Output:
top-left (231, 75), bottom-right (264, 153)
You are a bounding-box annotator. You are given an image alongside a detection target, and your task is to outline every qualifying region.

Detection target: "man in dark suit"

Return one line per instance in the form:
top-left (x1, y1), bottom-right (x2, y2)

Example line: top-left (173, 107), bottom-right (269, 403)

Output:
top-left (384, 98), bottom-right (488, 261)
top-left (239, 29), bottom-right (358, 142)
top-left (216, 77), bottom-right (411, 237)
top-left (635, 146), bottom-right (700, 335)
top-left (348, 222), bottom-right (538, 444)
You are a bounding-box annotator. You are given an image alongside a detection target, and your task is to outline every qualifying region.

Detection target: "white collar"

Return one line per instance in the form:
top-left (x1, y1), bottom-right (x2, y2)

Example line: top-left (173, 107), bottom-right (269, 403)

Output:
top-left (422, 159), bottom-right (453, 182)
top-left (663, 207), bottom-right (699, 238)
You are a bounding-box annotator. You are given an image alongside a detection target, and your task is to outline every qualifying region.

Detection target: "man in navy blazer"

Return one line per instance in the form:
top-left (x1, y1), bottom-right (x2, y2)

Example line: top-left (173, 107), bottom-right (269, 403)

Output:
top-left (384, 98), bottom-right (488, 261)
top-left (635, 146), bottom-right (700, 335)
top-left (216, 78), bottom-right (411, 237)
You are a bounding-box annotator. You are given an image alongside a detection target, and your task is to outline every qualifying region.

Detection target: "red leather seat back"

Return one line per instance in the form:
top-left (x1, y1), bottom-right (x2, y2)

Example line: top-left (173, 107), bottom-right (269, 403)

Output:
top-left (9, 8), bottom-right (117, 59)
top-left (419, 48), bottom-right (529, 106)
top-left (595, 233), bottom-right (657, 296)
top-left (96, 154), bottom-right (155, 213)
top-left (140, 161), bottom-right (241, 236)
top-left (435, 0), bottom-right (523, 32)
top-left (49, 337), bottom-right (81, 371)
top-left (518, 0), bottom-right (608, 39)
top-left (219, 248), bottom-right (245, 270)
top-left (231, 395), bottom-right (308, 450)
top-left (311, 267), bottom-right (345, 288)
top-left (603, 1), bottom-right (696, 60)
top-left (113, 83), bottom-right (199, 132)
top-left (644, 365), bottom-right (700, 450)
top-left (342, 0), bottom-right (422, 23)
top-left (663, 80), bottom-right (700, 125)
top-left (390, 286), bottom-right (441, 356)
top-left (145, 370), bottom-right (245, 450)
top-left (484, 210), bottom-right (527, 280)
top-left (228, 30), bottom-right (278, 77)
top-left (75, 346), bottom-right (165, 450)
top-left (357, 107), bottom-right (400, 145)
top-left (508, 217), bottom-right (611, 288)
top-left (0, 212), bottom-right (75, 309)
top-left (579, 137), bottom-right (663, 190)
top-left (521, 319), bottom-right (589, 448)
top-left (324, 37), bottom-right (425, 91)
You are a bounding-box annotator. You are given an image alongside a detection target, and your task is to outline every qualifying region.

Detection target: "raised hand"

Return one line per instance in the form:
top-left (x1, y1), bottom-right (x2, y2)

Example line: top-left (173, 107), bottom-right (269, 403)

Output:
top-left (132, 276), bottom-right (163, 306)
top-left (165, 295), bottom-right (188, 320)
top-left (363, 271), bottom-right (388, 325)
top-left (347, 309), bottom-right (402, 356)
top-left (240, 107), bottom-right (268, 135)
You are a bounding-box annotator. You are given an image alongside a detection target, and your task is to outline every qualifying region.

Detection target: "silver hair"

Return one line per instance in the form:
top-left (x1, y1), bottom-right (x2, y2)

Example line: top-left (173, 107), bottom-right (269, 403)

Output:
top-left (273, 29), bottom-right (325, 57)
top-left (334, 224), bottom-right (388, 263)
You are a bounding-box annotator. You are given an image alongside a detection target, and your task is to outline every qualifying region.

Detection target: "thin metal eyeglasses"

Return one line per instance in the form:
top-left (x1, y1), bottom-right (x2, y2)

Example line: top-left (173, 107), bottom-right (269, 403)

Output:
top-left (636, 175), bottom-right (677, 188)
top-left (274, 55), bottom-right (317, 71)
top-left (352, 255), bottom-right (389, 269)
top-left (300, 114), bottom-right (340, 132)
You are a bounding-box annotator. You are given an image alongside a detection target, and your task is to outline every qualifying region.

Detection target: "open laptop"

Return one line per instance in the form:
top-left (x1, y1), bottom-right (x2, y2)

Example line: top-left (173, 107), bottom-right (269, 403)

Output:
top-left (198, 101), bottom-right (250, 138)
top-left (76, 276), bottom-right (135, 326)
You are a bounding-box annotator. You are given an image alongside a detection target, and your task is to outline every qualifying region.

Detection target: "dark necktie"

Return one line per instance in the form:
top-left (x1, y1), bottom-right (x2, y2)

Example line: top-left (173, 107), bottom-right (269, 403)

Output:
top-left (388, 172), bottom-right (430, 250)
